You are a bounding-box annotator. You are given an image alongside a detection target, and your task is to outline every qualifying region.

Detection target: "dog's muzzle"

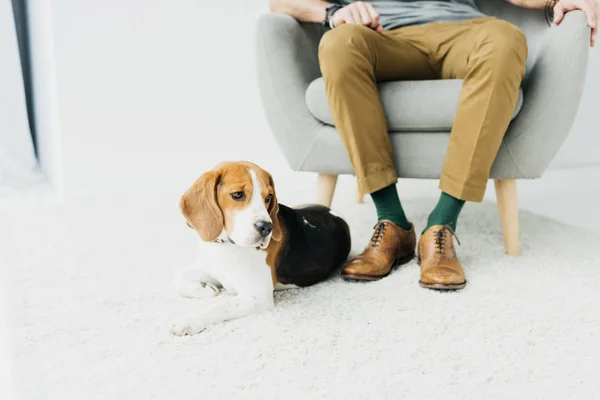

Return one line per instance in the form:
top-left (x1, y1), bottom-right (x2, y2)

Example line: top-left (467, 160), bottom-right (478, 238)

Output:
top-left (254, 221), bottom-right (273, 238)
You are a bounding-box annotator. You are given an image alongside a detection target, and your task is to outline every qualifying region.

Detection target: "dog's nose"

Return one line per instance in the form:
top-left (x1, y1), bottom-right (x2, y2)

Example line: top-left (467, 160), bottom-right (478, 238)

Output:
top-left (254, 221), bottom-right (273, 237)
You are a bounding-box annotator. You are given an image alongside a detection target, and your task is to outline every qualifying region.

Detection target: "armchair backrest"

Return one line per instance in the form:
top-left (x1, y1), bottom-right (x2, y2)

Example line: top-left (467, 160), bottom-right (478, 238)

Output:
top-left (476, 0), bottom-right (551, 78)
top-left (476, 0), bottom-right (549, 38)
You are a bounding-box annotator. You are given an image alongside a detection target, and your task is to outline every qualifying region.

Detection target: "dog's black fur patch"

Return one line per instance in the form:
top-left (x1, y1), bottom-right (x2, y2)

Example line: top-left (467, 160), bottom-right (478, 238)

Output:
top-left (274, 204), bottom-right (351, 287)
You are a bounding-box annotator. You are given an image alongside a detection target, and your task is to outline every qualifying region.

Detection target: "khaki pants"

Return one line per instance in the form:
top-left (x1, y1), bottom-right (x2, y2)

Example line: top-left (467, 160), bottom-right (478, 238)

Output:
top-left (318, 17), bottom-right (528, 202)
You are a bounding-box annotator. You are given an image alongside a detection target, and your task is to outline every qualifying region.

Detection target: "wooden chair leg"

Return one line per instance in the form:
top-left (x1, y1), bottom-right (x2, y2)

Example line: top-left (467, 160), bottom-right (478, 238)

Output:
top-left (494, 179), bottom-right (520, 256)
top-left (356, 185), bottom-right (364, 204)
top-left (316, 173), bottom-right (338, 208)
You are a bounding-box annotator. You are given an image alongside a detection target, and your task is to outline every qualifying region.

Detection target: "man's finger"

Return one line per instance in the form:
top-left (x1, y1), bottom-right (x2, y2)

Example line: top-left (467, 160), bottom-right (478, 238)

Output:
top-left (376, 24), bottom-right (385, 33)
top-left (348, 7), bottom-right (362, 25)
top-left (595, 3), bottom-right (599, 40)
top-left (348, 3), bottom-right (364, 25)
top-left (593, 3), bottom-right (599, 46)
top-left (365, 3), bottom-right (381, 28)
top-left (342, 6), bottom-right (357, 24)
top-left (580, 0), bottom-right (597, 28)
top-left (355, 2), bottom-right (374, 27)
top-left (553, 4), bottom-right (565, 25)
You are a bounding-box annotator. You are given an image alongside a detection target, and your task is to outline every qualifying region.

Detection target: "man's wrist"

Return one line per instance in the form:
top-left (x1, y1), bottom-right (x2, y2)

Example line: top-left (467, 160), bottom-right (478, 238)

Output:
top-left (323, 4), bottom-right (343, 28)
top-left (545, 0), bottom-right (559, 24)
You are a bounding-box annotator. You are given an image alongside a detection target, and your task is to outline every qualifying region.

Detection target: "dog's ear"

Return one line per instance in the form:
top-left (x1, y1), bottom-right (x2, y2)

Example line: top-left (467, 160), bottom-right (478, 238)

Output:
top-left (267, 173), bottom-right (282, 242)
top-left (180, 170), bottom-right (223, 242)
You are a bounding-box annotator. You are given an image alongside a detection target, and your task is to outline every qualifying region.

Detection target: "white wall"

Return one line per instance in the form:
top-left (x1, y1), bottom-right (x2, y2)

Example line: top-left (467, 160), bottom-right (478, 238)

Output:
top-left (26, 0), bottom-right (64, 198)
top-left (40, 0), bottom-right (598, 199)
top-left (553, 48), bottom-right (600, 167)
top-left (47, 0), bottom-right (282, 200)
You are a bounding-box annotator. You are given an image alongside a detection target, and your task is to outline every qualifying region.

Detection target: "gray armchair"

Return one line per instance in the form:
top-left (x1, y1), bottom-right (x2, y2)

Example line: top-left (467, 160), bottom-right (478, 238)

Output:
top-left (256, 0), bottom-right (590, 256)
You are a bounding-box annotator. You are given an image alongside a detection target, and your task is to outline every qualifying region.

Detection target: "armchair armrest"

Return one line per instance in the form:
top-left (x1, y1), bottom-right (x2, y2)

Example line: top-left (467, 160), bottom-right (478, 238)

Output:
top-left (497, 10), bottom-right (591, 177)
top-left (255, 13), bottom-right (326, 170)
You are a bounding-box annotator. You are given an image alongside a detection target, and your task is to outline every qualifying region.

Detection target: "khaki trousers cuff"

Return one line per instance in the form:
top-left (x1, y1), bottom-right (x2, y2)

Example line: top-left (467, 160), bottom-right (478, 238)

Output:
top-left (440, 174), bottom-right (486, 203)
top-left (357, 169), bottom-right (399, 196)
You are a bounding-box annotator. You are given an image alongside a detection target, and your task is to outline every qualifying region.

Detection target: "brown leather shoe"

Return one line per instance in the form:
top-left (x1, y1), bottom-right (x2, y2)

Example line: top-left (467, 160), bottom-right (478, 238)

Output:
top-left (342, 220), bottom-right (416, 281)
top-left (418, 225), bottom-right (466, 290)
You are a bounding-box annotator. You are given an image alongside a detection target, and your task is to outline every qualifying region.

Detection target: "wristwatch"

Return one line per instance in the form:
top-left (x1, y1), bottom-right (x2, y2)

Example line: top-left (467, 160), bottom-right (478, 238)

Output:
top-left (323, 4), bottom-right (343, 29)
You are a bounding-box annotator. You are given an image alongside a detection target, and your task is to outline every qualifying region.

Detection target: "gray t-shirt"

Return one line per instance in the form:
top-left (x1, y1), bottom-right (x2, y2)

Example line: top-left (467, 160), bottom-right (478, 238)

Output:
top-left (333, 0), bottom-right (486, 30)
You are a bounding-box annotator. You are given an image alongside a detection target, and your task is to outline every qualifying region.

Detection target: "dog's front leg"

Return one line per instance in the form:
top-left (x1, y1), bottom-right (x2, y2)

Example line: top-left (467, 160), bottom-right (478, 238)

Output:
top-left (174, 265), bottom-right (221, 299)
top-left (170, 263), bottom-right (274, 336)
top-left (170, 293), bottom-right (273, 336)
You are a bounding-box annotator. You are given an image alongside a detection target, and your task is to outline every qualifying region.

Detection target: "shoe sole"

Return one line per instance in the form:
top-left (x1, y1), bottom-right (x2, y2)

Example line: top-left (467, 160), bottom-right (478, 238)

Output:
top-left (416, 255), bottom-right (467, 291)
top-left (342, 252), bottom-right (415, 282)
top-left (418, 280), bottom-right (467, 291)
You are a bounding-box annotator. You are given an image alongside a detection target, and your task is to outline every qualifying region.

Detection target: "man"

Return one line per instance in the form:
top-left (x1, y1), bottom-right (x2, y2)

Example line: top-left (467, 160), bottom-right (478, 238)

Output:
top-left (270, 0), bottom-right (598, 290)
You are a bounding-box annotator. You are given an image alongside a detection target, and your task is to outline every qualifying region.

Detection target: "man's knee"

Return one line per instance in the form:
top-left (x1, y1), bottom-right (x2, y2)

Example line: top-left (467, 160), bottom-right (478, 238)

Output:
top-left (318, 24), bottom-right (376, 77)
top-left (476, 20), bottom-right (528, 70)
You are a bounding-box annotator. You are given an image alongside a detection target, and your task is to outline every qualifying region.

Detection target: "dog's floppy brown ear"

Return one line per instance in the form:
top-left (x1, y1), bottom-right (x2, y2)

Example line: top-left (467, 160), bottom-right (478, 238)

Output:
top-left (180, 170), bottom-right (223, 242)
top-left (267, 174), bottom-right (282, 241)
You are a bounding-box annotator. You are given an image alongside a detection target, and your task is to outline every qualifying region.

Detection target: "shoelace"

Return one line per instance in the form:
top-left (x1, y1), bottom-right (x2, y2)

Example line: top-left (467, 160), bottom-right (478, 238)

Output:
top-left (433, 225), bottom-right (461, 256)
top-left (370, 222), bottom-right (389, 247)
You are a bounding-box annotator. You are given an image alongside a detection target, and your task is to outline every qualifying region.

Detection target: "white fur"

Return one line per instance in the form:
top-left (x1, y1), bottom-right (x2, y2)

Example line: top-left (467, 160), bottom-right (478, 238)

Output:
top-left (227, 170), bottom-right (272, 248)
top-left (274, 283), bottom-right (299, 291)
top-left (174, 268), bottom-right (220, 299)
top-left (171, 168), bottom-right (276, 336)
top-left (170, 241), bottom-right (275, 336)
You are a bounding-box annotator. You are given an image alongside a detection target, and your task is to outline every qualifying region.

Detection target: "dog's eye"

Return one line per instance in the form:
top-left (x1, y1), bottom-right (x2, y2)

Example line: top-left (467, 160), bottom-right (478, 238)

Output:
top-left (230, 191), bottom-right (245, 201)
top-left (265, 194), bottom-right (273, 204)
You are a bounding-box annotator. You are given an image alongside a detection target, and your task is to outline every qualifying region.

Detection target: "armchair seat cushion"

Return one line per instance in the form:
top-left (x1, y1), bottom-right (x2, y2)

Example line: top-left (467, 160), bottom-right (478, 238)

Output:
top-left (306, 78), bottom-right (523, 132)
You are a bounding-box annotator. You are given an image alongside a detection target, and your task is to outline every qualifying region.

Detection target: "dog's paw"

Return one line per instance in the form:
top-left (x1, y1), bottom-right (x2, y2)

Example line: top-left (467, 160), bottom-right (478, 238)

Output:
top-left (170, 319), bottom-right (207, 336)
top-left (179, 282), bottom-right (220, 299)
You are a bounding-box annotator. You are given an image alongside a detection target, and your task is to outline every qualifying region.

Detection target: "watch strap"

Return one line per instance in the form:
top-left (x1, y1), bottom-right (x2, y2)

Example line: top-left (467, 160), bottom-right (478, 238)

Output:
top-left (323, 4), bottom-right (343, 28)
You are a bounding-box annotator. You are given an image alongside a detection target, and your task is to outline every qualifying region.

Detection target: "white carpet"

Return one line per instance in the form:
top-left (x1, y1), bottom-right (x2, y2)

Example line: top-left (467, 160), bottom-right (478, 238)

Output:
top-left (4, 181), bottom-right (600, 400)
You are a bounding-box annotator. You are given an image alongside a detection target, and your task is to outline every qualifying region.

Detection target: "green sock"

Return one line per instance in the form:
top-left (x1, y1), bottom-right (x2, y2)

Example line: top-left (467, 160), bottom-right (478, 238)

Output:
top-left (370, 184), bottom-right (411, 230)
top-left (426, 192), bottom-right (466, 232)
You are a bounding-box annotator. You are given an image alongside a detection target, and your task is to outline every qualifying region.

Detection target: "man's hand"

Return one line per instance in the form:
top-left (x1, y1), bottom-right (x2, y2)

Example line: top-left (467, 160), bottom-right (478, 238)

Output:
top-left (332, 1), bottom-right (384, 32)
top-left (553, 0), bottom-right (599, 46)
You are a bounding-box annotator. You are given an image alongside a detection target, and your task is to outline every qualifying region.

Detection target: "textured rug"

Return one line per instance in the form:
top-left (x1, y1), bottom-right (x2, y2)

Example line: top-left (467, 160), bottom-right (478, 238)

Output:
top-left (4, 194), bottom-right (600, 399)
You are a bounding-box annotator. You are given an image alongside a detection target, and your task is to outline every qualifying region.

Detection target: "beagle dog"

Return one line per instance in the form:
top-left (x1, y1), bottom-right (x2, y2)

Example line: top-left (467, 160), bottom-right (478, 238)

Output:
top-left (170, 161), bottom-right (351, 336)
